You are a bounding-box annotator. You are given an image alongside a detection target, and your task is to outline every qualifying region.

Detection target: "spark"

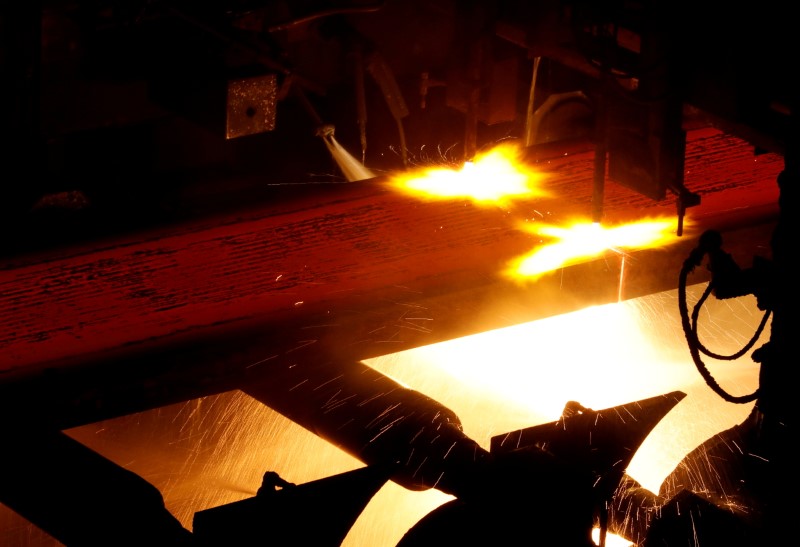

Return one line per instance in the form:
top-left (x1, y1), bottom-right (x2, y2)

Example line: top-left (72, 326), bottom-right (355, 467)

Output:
top-left (321, 389), bottom-right (354, 412)
top-left (286, 339), bottom-right (317, 353)
top-left (370, 417), bottom-right (405, 442)
top-left (245, 354), bottom-right (278, 369)
top-left (395, 322), bottom-right (434, 334)
top-left (366, 403), bottom-right (403, 427)
top-left (313, 374), bottom-right (344, 391)
top-left (413, 456), bottom-right (429, 478)
top-left (506, 217), bottom-right (682, 281)
top-left (288, 379), bottom-right (309, 391)
top-left (386, 141), bottom-right (549, 207)
top-left (359, 391), bottom-right (389, 406)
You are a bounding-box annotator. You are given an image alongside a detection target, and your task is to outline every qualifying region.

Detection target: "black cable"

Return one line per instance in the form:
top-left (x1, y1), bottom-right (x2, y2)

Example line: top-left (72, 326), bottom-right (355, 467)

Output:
top-left (690, 281), bottom-right (771, 361)
top-left (678, 245), bottom-right (760, 404)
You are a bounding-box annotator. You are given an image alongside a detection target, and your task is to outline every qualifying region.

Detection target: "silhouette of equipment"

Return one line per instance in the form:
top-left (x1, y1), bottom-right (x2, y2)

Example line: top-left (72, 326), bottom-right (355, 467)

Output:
top-left (256, 471), bottom-right (295, 496)
top-left (635, 224), bottom-right (788, 545)
top-left (192, 463), bottom-right (395, 546)
top-left (242, 360), bottom-right (492, 497)
top-left (0, 425), bottom-right (193, 547)
top-left (678, 228), bottom-right (772, 405)
top-left (644, 489), bottom-right (759, 546)
top-left (614, 415), bottom-right (766, 547)
top-left (687, 229), bottom-right (773, 303)
top-left (398, 391), bottom-right (686, 547)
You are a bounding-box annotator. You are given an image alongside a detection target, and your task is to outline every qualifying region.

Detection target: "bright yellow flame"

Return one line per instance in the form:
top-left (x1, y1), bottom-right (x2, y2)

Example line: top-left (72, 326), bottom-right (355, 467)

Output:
top-left (507, 217), bottom-right (682, 280)
top-left (593, 527), bottom-right (635, 547)
top-left (387, 142), bottom-right (549, 206)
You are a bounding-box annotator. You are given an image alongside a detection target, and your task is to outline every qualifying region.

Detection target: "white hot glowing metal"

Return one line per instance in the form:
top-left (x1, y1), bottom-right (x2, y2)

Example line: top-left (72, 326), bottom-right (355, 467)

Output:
top-left (387, 141), bottom-right (686, 282)
top-left (506, 218), bottom-right (683, 281)
top-left (387, 142), bottom-right (550, 206)
top-left (58, 287), bottom-right (764, 547)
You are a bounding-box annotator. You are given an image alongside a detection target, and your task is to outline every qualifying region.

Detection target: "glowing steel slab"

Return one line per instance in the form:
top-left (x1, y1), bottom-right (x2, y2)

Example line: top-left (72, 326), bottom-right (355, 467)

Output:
top-left (0, 128), bottom-right (782, 426)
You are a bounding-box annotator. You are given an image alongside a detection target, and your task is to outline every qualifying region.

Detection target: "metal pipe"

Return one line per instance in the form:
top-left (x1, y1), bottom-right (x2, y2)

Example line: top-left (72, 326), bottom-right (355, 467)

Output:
top-left (592, 75), bottom-right (608, 224)
top-left (0, 425), bottom-right (192, 546)
top-left (523, 56), bottom-right (542, 147)
top-left (243, 359), bottom-right (490, 497)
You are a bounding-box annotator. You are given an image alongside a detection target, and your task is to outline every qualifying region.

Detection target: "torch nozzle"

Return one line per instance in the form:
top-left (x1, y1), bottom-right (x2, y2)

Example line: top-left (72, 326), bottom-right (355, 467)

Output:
top-left (316, 124), bottom-right (336, 141)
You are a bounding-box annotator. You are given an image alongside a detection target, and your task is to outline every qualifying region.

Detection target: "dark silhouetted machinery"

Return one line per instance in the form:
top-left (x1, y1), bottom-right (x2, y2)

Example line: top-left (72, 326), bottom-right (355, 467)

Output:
top-left (0, 1), bottom-right (796, 545)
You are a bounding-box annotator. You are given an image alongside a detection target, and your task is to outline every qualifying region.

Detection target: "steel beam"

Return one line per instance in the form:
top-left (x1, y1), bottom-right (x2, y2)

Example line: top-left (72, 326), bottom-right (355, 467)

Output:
top-left (0, 128), bottom-right (783, 428)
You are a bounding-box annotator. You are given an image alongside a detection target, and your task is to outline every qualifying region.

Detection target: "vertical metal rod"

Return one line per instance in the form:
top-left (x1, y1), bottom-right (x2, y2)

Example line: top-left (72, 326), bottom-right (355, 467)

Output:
top-left (366, 51), bottom-right (409, 168)
top-left (524, 56), bottom-right (542, 147)
top-left (464, 38), bottom-right (483, 163)
top-left (354, 45), bottom-right (368, 164)
top-left (292, 85), bottom-right (324, 128)
top-left (592, 75), bottom-right (608, 224)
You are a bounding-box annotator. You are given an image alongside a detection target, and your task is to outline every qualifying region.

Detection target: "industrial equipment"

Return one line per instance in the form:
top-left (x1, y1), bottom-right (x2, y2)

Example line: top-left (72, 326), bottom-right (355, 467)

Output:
top-left (0, 1), bottom-right (795, 545)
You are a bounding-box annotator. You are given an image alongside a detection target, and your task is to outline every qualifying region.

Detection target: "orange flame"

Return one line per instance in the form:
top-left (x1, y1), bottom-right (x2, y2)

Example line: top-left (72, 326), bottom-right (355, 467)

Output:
top-left (506, 217), bottom-right (683, 281)
top-left (386, 141), bottom-right (685, 283)
top-left (387, 142), bottom-right (549, 206)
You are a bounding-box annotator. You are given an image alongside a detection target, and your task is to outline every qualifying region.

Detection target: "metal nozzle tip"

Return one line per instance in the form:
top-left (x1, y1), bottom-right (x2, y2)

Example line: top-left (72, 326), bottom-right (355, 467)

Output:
top-left (316, 124), bottom-right (335, 138)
